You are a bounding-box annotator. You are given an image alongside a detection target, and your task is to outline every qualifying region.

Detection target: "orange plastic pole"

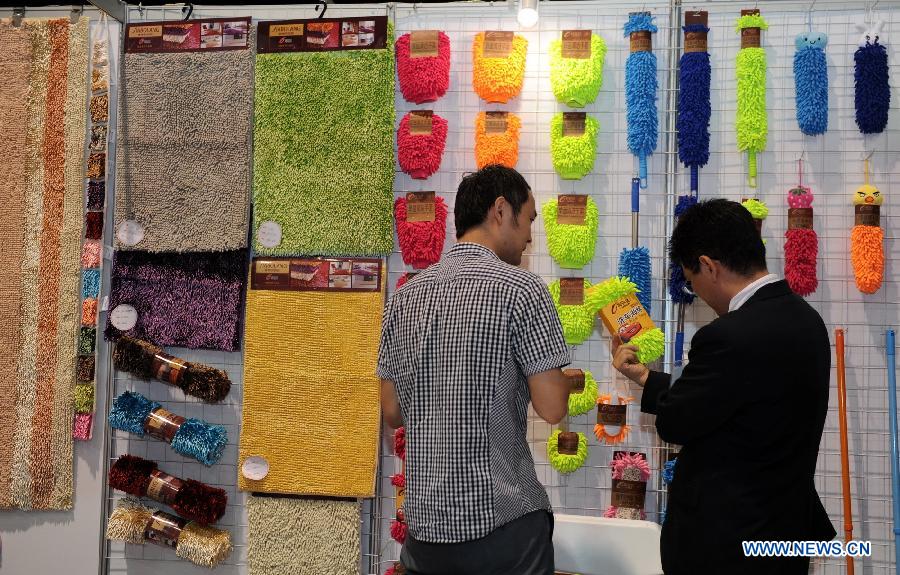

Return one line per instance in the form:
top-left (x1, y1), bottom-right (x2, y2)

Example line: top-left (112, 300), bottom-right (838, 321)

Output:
top-left (836, 329), bottom-right (854, 575)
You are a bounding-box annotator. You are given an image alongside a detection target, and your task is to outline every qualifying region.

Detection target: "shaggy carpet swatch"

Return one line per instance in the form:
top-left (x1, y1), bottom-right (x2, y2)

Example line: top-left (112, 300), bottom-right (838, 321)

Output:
top-left (0, 17), bottom-right (88, 510)
top-left (114, 39), bottom-right (253, 252)
top-left (247, 495), bottom-right (360, 575)
top-left (104, 250), bottom-right (247, 351)
top-left (253, 38), bottom-right (395, 256)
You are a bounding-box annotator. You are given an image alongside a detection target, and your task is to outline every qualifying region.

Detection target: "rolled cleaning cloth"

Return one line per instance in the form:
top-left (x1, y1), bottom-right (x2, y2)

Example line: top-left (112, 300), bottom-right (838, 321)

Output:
top-left (550, 112), bottom-right (599, 180)
top-left (475, 111), bottom-right (521, 169)
top-left (472, 32), bottom-right (527, 103)
top-left (248, 495), bottom-right (360, 575)
top-left (104, 249), bottom-right (247, 351)
top-left (253, 32), bottom-right (394, 256)
top-left (396, 31), bottom-right (450, 104)
top-left (549, 33), bottom-right (607, 107)
top-left (114, 34), bottom-right (253, 252)
top-left (542, 196), bottom-right (599, 269)
top-left (397, 111), bottom-right (448, 180)
top-left (0, 18), bottom-right (88, 511)
top-left (239, 273), bottom-right (385, 497)
top-left (395, 195), bottom-right (448, 269)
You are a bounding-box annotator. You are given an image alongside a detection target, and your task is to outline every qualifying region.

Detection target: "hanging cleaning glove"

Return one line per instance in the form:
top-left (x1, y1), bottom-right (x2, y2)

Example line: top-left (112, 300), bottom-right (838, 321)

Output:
top-left (794, 31), bottom-right (829, 136)
top-left (548, 429), bottom-right (588, 474)
top-left (548, 278), bottom-right (599, 346)
top-left (397, 111), bottom-right (448, 180)
top-left (550, 112), bottom-right (599, 180)
top-left (591, 276), bottom-right (664, 364)
top-left (851, 162), bottom-right (884, 294)
top-left (542, 195), bottom-right (599, 269)
top-left (854, 20), bottom-right (890, 134)
top-left (624, 12), bottom-right (658, 189)
top-left (567, 368), bottom-right (599, 416)
top-left (735, 11), bottom-right (769, 188)
top-left (603, 452), bottom-right (651, 520)
top-left (394, 194), bottom-right (448, 269)
top-left (396, 31), bottom-right (451, 104)
top-left (472, 31), bottom-right (527, 103)
top-left (549, 32), bottom-right (607, 107)
top-left (475, 111), bottom-right (520, 169)
top-left (784, 174), bottom-right (818, 296)
top-left (678, 13), bottom-right (711, 195)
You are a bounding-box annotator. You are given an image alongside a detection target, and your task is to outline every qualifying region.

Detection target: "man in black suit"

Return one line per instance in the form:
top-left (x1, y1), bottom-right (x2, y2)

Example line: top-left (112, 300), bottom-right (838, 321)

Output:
top-left (613, 199), bottom-right (835, 575)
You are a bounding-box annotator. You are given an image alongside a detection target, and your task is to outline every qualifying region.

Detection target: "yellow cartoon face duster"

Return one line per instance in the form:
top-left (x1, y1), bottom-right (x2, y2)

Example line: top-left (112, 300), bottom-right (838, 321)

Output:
top-left (851, 182), bottom-right (884, 294)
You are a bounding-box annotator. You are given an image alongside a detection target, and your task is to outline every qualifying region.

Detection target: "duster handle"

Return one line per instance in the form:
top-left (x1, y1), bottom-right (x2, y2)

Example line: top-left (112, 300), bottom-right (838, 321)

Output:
top-left (886, 330), bottom-right (900, 567)
top-left (690, 165), bottom-right (699, 195)
top-left (836, 329), bottom-right (855, 575)
top-left (631, 177), bottom-right (640, 248)
top-left (674, 304), bottom-right (686, 367)
top-left (748, 151), bottom-right (758, 188)
top-left (639, 154), bottom-right (648, 188)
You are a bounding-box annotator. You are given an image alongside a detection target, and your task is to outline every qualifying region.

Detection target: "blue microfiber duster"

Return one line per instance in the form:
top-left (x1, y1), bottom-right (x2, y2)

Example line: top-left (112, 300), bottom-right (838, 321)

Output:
top-left (854, 20), bottom-right (890, 135)
top-left (625, 13), bottom-right (658, 189)
top-left (677, 23), bottom-right (711, 194)
top-left (618, 178), bottom-right (652, 313)
top-left (109, 390), bottom-right (227, 466)
top-left (668, 195), bottom-right (697, 366)
top-left (794, 32), bottom-right (829, 135)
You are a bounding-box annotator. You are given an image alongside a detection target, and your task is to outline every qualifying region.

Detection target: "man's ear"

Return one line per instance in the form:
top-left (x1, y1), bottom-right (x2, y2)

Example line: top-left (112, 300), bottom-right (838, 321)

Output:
top-left (492, 196), bottom-right (508, 224)
top-left (698, 255), bottom-right (717, 280)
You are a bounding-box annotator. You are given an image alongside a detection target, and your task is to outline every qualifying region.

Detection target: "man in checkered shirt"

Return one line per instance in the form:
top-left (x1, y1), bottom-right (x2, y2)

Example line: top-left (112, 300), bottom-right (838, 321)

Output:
top-left (378, 165), bottom-right (572, 574)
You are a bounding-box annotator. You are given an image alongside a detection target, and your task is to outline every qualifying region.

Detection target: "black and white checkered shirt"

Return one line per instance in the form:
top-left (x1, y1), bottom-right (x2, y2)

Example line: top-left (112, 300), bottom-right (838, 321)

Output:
top-left (377, 242), bottom-right (570, 543)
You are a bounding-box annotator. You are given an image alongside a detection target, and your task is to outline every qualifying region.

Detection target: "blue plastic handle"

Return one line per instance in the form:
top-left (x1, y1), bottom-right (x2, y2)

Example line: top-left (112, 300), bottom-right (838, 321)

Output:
top-left (887, 329), bottom-right (900, 569)
top-left (631, 178), bottom-right (640, 213)
top-left (674, 331), bottom-right (685, 368)
top-left (639, 155), bottom-right (648, 189)
top-left (690, 165), bottom-right (699, 195)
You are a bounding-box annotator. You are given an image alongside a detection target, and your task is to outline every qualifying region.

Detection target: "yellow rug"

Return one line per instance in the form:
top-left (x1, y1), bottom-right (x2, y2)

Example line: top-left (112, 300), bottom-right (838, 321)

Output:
top-left (239, 265), bottom-right (383, 497)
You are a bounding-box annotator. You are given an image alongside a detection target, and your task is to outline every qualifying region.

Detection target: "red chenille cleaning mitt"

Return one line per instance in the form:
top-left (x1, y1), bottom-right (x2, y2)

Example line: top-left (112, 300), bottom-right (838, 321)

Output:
top-left (397, 112), bottom-right (448, 180)
top-left (396, 31), bottom-right (451, 104)
top-left (395, 195), bottom-right (448, 269)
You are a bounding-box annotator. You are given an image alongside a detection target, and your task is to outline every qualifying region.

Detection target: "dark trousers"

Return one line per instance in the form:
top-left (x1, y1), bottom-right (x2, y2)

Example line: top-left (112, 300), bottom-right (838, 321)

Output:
top-left (400, 510), bottom-right (555, 575)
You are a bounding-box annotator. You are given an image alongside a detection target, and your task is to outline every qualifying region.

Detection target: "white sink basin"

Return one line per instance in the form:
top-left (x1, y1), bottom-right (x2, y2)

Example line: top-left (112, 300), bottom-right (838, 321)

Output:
top-left (553, 514), bottom-right (663, 575)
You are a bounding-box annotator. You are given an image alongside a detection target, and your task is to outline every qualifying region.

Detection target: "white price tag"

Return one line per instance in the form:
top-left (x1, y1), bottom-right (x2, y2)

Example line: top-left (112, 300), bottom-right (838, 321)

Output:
top-left (101, 295), bottom-right (110, 312)
top-left (257, 221), bottom-right (282, 249)
top-left (110, 304), bottom-right (138, 331)
top-left (242, 456), bottom-right (269, 480)
top-left (116, 219), bottom-right (144, 246)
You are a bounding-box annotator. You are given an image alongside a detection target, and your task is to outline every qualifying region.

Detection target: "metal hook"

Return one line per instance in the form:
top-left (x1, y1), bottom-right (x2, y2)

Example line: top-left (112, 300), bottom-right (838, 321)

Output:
top-left (137, 2), bottom-right (144, 18)
top-left (314, 0), bottom-right (327, 20)
top-left (71, 3), bottom-right (84, 24)
top-left (12, 6), bottom-right (24, 27)
top-left (182, 2), bottom-right (193, 21)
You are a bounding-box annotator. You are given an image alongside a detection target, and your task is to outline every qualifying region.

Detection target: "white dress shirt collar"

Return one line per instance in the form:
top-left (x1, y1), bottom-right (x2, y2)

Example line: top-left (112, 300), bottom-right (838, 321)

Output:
top-left (728, 273), bottom-right (780, 312)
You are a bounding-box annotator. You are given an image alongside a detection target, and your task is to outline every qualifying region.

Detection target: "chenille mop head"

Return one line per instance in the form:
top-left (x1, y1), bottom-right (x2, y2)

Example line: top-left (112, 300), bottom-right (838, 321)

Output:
top-left (854, 20), bottom-right (890, 135)
top-left (548, 429), bottom-right (588, 474)
top-left (851, 159), bottom-right (884, 294)
top-left (603, 452), bottom-right (651, 520)
top-left (794, 31), bottom-right (829, 135)
top-left (624, 13), bottom-right (658, 188)
top-left (735, 11), bottom-right (769, 188)
top-left (106, 498), bottom-right (232, 568)
top-left (678, 14), bottom-right (711, 194)
top-left (391, 508), bottom-right (408, 544)
top-left (590, 276), bottom-right (664, 364)
top-left (618, 178), bottom-right (653, 313)
top-left (549, 32), bottom-right (607, 107)
top-left (396, 31), bottom-right (451, 104)
top-left (668, 195), bottom-right (697, 365)
top-left (542, 196), bottom-right (599, 269)
top-left (550, 112), bottom-right (599, 180)
top-left (113, 335), bottom-right (231, 403)
top-left (783, 165), bottom-right (818, 296)
top-left (108, 391), bottom-right (227, 466)
top-left (397, 111), bottom-right (448, 180)
top-left (472, 32), bottom-right (527, 103)
top-left (394, 195), bottom-right (448, 269)
top-left (108, 454), bottom-right (227, 525)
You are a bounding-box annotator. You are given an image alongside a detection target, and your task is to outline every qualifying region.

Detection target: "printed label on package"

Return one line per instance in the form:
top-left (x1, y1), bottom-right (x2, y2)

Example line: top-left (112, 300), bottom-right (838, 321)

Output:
top-left (147, 469), bottom-right (184, 506)
top-left (684, 10), bottom-right (709, 53)
top-left (611, 479), bottom-right (647, 509)
top-left (855, 204), bottom-right (880, 227)
top-left (560, 278), bottom-right (585, 306)
top-left (485, 111), bottom-right (508, 134)
top-left (557, 194), bottom-right (587, 225)
top-left (740, 9), bottom-right (761, 49)
top-left (630, 30), bottom-right (652, 53)
top-left (410, 30), bottom-right (440, 58)
top-left (125, 17), bottom-right (250, 53)
top-left (258, 16), bottom-right (387, 53)
top-left (597, 403), bottom-right (627, 426)
top-left (557, 432), bottom-right (580, 455)
top-left (788, 208), bottom-right (814, 230)
top-left (144, 510), bottom-right (188, 549)
top-left (151, 352), bottom-right (188, 386)
top-left (251, 257), bottom-right (383, 293)
top-left (562, 112), bottom-right (586, 137)
top-left (408, 110), bottom-right (434, 135)
top-left (561, 30), bottom-right (592, 59)
top-left (406, 191), bottom-right (436, 223)
top-left (599, 293), bottom-right (655, 344)
top-left (483, 31), bottom-right (514, 58)
top-left (564, 368), bottom-right (585, 393)
top-left (144, 407), bottom-right (186, 444)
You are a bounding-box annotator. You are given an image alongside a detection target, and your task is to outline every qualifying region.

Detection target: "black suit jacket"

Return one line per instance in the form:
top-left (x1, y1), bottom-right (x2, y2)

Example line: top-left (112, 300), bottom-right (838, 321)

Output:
top-left (642, 281), bottom-right (836, 575)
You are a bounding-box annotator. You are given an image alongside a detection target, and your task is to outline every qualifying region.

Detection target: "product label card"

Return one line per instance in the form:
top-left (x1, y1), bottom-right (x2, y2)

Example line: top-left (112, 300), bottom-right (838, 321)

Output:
top-left (408, 110), bottom-right (433, 135)
top-left (557, 194), bottom-right (587, 225)
top-left (564, 368), bottom-right (585, 393)
top-left (788, 208), bottom-right (814, 230)
top-left (630, 30), bottom-right (652, 53)
top-left (144, 511), bottom-right (188, 549)
top-left (151, 352), bottom-right (188, 386)
top-left (483, 31), bottom-right (514, 58)
top-left (125, 17), bottom-right (250, 53)
top-left (611, 479), bottom-right (647, 509)
top-left (144, 407), bottom-right (186, 444)
top-left (147, 469), bottom-right (184, 506)
top-left (110, 304), bottom-right (138, 331)
top-left (740, 9), bottom-right (761, 49)
top-left (599, 293), bottom-right (655, 344)
top-left (684, 10), bottom-right (709, 53)
top-left (405, 191), bottom-right (436, 222)
top-left (116, 219), bottom-right (145, 246)
top-left (251, 257), bottom-right (383, 293)
top-left (410, 30), bottom-right (439, 58)
top-left (258, 16), bottom-right (387, 53)
top-left (484, 111), bottom-right (508, 134)
top-left (257, 220), bottom-right (283, 248)
top-left (560, 278), bottom-right (585, 306)
top-left (855, 204), bottom-right (880, 227)
top-left (561, 30), bottom-right (592, 59)
top-left (562, 112), bottom-right (586, 137)
top-left (557, 432), bottom-right (580, 455)
top-left (598, 403), bottom-right (627, 426)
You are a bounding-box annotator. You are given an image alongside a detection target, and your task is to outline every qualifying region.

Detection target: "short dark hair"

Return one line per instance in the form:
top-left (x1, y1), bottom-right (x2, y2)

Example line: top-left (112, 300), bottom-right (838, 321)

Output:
top-left (669, 198), bottom-right (767, 275)
top-left (454, 165), bottom-right (531, 238)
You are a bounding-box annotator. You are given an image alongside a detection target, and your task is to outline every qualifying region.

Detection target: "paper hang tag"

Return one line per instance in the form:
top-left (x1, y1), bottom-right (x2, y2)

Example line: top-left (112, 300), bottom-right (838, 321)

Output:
top-left (484, 111), bottom-right (508, 134)
top-left (630, 31), bottom-right (652, 53)
top-left (562, 112), bottom-right (586, 137)
top-left (561, 30), bottom-right (591, 59)
top-left (144, 407), bottom-right (186, 444)
top-left (146, 469), bottom-right (184, 506)
top-left (242, 455), bottom-right (270, 480)
top-left (116, 219), bottom-right (144, 246)
top-left (598, 402), bottom-right (627, 426)
top-left (559, 278), bottom-right (585, 306)
top-left (557, 432), bottom-right (580, 455)
top-left (557, 194), bottom-right (587, 225)
top-left (564, 368), bottom-right (585, 393)
top-left (611, 479), bottom-right (647, 509)
top-left (788, 208), bottom-right (813, 230)
top-left (144, 510), bottom-right (188, 549)
top-left (408, 110), bottom-right (434, 135)
top-left (109, 304), bottom-right (138, 331)
top-left (410, 30), bottom-right (439, 58)
top-left (684, 12), bottom-right (709, 53)
top-left (855, 205), bottom-right (880, 227)
top-left (740, 9), bottom-right (762, 49)
top-left (257, 220), bottom-right (283, 248)
top-left (405, 191), bottom-right (436, 222)
top-left (483, 31), bottom-right (514, 58)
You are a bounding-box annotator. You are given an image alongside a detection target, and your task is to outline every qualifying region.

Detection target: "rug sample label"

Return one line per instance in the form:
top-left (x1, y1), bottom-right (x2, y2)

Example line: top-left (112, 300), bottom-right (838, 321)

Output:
top-left (557, 194), bottom-right (587, 225)
top-left (258, 16), bottom-right (387, 53)
top-left (564, 368), bottom-right (585, 393)
top-left (611, 479), bottom-right (647, 509)
top-left (147, 469), bottom-right (184, 506)
top-left (599, 293), bottom-right (655, 343)
top-left (562, 112), bottom-right (586, 137)
top-left (144, 510), bottom-right (188, 549)
top-left (485, 111), bottom-right (509, 134)
top-left (410, 30), bottom-right (439, 58)
top-left (125, 17), bottom-right (251, 53)
top-left (483, 31), bottom-right (514, 58)
top-left (408, 111), bottom-right (433, 135)
top-left (561, 30), bottom-right (591, 59)
top-left (144, 407), bottom-right (186, 443)
top-left (151, 352), bottom-right (187, 386)
top-left (252, 257), bottom-right (383, 293)
top-left (560, 278), bottom-right (585, 305)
